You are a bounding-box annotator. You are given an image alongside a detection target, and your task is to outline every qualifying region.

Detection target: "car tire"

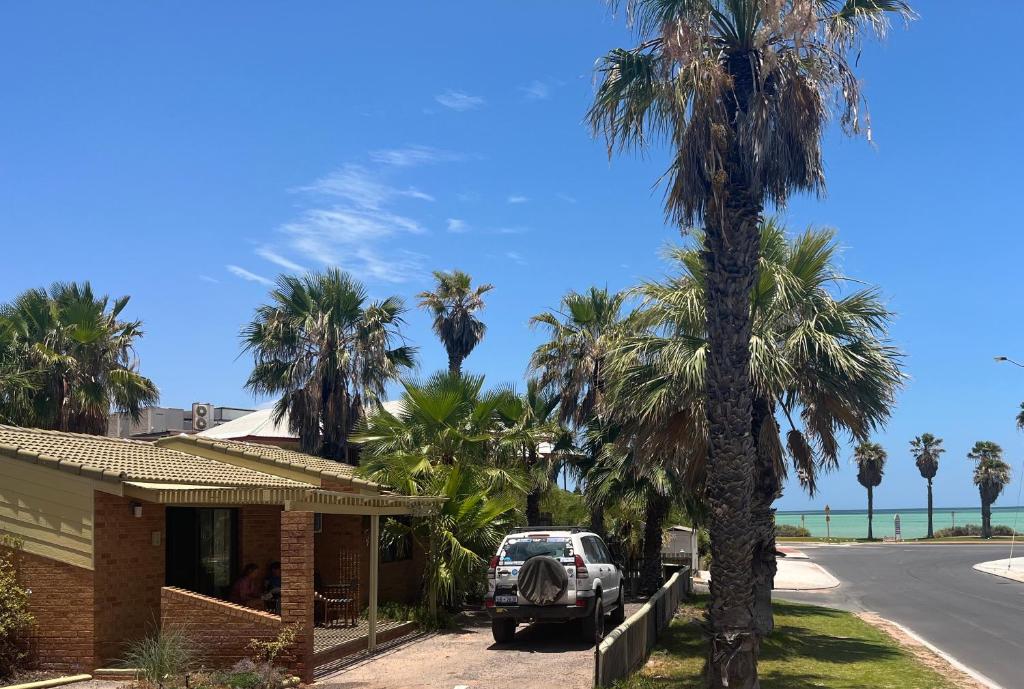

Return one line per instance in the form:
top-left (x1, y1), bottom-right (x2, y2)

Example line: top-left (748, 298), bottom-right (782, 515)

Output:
top-left (609, 590), bottom-right (625, 627)
top-left (581, 597), bottom-right (604, 643)
top-left (491, 617), bottom-right (516, 643)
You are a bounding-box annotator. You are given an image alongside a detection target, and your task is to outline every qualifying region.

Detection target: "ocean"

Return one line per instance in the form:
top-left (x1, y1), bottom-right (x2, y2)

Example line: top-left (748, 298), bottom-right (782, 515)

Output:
top-left (775, 506), bottom-right (1024, 539)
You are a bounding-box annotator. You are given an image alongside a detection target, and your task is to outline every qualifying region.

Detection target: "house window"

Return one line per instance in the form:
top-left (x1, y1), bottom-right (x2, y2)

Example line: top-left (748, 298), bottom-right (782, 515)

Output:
top-left (380, 516), bottom-right (413, 563)
top-left (166, 507), bottom-right (238, 599)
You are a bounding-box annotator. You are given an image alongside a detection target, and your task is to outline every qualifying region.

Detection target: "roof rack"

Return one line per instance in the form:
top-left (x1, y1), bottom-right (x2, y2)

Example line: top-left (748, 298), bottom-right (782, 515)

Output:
top-left (508, 526), bottom-right (588, 534)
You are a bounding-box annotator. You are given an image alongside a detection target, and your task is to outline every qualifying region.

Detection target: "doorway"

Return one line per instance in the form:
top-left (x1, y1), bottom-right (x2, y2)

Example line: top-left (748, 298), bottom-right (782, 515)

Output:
top-left (165, 506), bottom-right (238, 599)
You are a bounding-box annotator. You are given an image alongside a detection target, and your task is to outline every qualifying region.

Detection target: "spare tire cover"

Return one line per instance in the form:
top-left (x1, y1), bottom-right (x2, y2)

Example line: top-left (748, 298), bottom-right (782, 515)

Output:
top-left (518, 555), bottom-right (568, 605)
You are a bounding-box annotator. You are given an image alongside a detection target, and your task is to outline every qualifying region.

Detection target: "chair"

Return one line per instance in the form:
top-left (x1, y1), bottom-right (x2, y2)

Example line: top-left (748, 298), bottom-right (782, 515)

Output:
top-left (316, 583), bottom-right (357, 627)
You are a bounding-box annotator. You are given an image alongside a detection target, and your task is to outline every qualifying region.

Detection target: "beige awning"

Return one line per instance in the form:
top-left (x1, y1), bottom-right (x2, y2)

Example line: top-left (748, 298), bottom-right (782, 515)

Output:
top-left (123, 482), bottom-right (445, 516)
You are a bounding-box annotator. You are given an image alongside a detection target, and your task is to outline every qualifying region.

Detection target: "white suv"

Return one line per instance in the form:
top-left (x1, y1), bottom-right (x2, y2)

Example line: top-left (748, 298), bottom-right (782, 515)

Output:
top-left (485, 527), bottom-right (625, 643)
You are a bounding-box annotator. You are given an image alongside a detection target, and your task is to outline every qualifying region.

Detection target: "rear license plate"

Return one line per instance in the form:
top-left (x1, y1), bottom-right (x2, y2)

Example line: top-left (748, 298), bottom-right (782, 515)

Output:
top-left (495, 594), bottom-right (518, 605)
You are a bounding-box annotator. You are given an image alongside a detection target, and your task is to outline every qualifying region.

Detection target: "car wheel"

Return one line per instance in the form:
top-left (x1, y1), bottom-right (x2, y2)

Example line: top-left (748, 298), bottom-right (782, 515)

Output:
top-left (609, 590), bottom-right (625, 626)
top-left (491, 617), bottom-right (516, 643)
top-left (581, 597), bottom-right (604, 643)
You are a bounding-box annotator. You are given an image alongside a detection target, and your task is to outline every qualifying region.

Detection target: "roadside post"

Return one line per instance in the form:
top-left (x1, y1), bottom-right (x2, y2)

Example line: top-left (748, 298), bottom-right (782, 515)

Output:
top-left (825, 504), bottom-right (831, 541)
top-left (894, 514), bottom-right (902, 542)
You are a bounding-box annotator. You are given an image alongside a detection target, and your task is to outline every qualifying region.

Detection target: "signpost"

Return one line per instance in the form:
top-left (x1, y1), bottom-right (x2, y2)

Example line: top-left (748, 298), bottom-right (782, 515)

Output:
top-left (894, 514), bottom-right (902, 542)
top-left (824, 504), bottom-right (831, 541)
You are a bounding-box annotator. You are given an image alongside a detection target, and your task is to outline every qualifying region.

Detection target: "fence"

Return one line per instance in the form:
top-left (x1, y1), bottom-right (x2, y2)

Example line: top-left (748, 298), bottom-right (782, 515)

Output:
top-left (594, 566), bottom-right (691, 688)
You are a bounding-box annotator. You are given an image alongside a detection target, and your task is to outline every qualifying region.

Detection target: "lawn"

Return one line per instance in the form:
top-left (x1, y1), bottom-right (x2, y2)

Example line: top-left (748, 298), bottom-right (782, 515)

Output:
top-left (618, 596), bottom-right (960, 689)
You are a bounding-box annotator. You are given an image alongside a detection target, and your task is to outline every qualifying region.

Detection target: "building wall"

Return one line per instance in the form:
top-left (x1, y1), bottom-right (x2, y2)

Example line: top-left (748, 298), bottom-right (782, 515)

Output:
top-left (238, 505), bottom-right (282, 576)
top-left (161, 587), bottom-right (281, 669)
top-left (314, 514), bottom-right (366, 604)
top-left (8, 547), bottom-right (95, 672)
top-left (379, 538), bottom-right (426, 604)
top-left (92, 492), bottom-right (166, 664)
top-left (0, 457), bottom-right (98, 569)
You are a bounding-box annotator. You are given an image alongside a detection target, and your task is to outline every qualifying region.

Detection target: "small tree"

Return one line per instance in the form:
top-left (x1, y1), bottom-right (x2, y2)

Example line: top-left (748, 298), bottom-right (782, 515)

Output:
top-left (909, 434), bottom-right (945, 538)
top-left (967, 441), bottom-right (1012, 539)
top-left (854, 442), bottom-right (887, 540)
top-left (0, 537), bottom-right (34, 679)
top-left (417, 270), bottom-right (493, 376)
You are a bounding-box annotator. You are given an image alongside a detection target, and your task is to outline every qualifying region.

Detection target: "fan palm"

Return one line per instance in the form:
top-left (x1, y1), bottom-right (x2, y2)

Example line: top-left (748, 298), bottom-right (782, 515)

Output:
top-left (0, 282), bottom-right (159, 434)
top-left (353, 371), bottom-right (525, 620)
top-left (967, 441), bottom-right (1012, 539)
top-left (417, 270), bottom-right (493, 376)
top-left (242, 268), bottom-right (415, 463)
top-left (590, 3), bottom-right (913, 681)
top-left (909, 433), bottom-right (944, 539)
top-left (529, 287), bottom-right (630, 535)
top-left (1016, 403), bottom-right (1024, 432)
top-left (854, 442), bottom-right (886, 540)
top-left (606, 221), bottom-right (902, 633)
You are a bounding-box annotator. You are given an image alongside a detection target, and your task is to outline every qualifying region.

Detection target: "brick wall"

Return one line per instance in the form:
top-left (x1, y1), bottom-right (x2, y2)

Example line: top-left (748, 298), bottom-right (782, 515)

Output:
top-left (314, 514), bottom-right (366, 602)
top-left (93, 492), bottom-right (166, 664)
top-left (160, 587), bottom-right (281, 669)
top-left (9, 547), bottom-right (95, 672)
top-left (379, 538), bottom-right (426, 604)
top-left (239, 505), bottom-right (282, 576)
top-left (280, 511), bottom-right (314, 684)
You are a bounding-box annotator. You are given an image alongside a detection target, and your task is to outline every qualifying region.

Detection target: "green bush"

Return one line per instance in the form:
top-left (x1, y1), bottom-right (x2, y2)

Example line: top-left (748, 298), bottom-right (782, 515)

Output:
top-left (933, 524), bottom-right (1021, 538)
top-left (0, 536), bottom-right (34, 679)
top-left (360, 601), bottom-right (453, 630)
top-left (120, 626), bottom-right (194, 686)
top-left (775, 524), bottom-right (812, 537)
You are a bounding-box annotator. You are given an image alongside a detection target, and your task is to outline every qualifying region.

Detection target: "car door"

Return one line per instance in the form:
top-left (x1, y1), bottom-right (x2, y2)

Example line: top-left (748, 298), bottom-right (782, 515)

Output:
top-left (594, 537), bottom-right (620, 606)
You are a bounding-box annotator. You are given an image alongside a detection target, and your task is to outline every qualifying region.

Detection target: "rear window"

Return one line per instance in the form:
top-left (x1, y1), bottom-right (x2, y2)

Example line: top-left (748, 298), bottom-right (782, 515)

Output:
top-left (499, 536), bottom-right (575, 565)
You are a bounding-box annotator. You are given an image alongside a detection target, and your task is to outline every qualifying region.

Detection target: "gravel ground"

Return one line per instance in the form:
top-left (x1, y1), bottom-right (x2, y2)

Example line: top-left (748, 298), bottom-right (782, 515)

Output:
top-left (318, 604), bottom-right (642, 689)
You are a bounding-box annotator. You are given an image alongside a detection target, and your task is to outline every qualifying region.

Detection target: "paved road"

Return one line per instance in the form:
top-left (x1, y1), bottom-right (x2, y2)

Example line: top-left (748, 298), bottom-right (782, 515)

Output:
top-left (778, 543), bottom-right (1024, 689)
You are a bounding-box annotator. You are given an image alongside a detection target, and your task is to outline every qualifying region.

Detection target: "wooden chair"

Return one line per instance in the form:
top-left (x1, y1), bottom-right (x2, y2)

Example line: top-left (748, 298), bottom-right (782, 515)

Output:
top-left (316, 583), bottom-right (356, 627)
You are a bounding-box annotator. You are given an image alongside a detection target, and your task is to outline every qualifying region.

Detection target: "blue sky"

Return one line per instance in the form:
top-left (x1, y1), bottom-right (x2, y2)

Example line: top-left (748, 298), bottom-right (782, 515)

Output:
top-left (2, 2), bottom-right (1023, 511)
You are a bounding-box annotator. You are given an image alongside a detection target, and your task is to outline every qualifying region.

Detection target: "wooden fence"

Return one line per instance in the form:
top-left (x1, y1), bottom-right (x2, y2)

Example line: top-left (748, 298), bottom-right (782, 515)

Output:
top-left (594, 567), bottom-right (691, 688)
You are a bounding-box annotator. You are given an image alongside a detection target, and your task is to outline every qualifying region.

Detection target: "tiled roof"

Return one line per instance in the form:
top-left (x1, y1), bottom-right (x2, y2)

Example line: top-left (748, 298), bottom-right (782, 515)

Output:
top-left (0, 425), bottom-right (305, 488)
top-left (159, 435), bottom-right (381, 490)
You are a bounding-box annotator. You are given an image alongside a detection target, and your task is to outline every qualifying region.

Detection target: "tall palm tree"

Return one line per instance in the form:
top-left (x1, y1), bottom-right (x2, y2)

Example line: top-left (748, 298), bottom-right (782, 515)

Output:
top-left (353, 371), bottom-right (523, 620)
top-left (0, 282), bottom-right (159, 434)
top-left (967, 441), bottom-right (1012, 539)
top-left (854, 442), bottom-right (887, 540)
top-left (590, 3), bottom-right (913, 682)
top-left (606, 222), bottom-right (902, 633)
top-left (529, 287), bottom-right (630, 536)
top-left (1016, 403), bottom-right (1024, 432)
top-left (242, 269), bottom-right (415, 463)
top-left (417, 270), bottom-right (493, 375)
top-left (909, 434), bottom-right (944, 539)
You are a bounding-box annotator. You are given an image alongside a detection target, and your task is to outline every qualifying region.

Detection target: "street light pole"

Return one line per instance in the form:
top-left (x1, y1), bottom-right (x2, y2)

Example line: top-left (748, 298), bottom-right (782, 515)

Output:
top-left (994, 355), bottom-right (1024, 369)
top-left (995, 355), bottom-right (1023, 568)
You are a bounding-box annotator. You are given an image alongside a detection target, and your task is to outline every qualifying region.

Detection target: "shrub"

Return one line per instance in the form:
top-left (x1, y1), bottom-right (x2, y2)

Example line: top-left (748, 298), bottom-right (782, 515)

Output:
top-left (245, 625), bottom-right (297, 689)
top-left (775, 524), bottom-right (812, 538)
top-left (0, 536), bottom-right (34, 679)
top-left (933, 524), bottom-right (1021, 538)
top-left (359, 601), bottom-right (452, 630)
top-left (120, 626), bottom-right (194, 686)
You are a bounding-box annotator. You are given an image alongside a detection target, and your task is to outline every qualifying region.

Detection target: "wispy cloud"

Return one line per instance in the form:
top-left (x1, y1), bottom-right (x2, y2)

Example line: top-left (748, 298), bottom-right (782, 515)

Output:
top-left (507, 195), bottom-right (529, 204)
top-left (300, 164), bottom-right (433, 209)
top-left (520, 80), bottom-right (551, 100)
top-left (447, 218), bottom-right (469, 233)
top-left (369, 145), bottom-right (463, 167)
top-left (494, 226), bottom-right (529, 235)
top-left (256, 246), bottom-right (307, 272)
top-left (227, 265), bottom-right (274, 286)
top-left (199, 275), bottom-right (220, 284)
top-left (556, 192), bottom-right (577, 204)
top-left (435, 89), bottom-right (485, 111)
top-left (505, 251), bottom-right (527, 265)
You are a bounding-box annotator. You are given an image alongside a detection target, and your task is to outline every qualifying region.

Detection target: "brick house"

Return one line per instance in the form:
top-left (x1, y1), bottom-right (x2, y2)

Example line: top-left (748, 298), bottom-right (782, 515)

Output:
top-left (0, 426), bottom-right (443, 682)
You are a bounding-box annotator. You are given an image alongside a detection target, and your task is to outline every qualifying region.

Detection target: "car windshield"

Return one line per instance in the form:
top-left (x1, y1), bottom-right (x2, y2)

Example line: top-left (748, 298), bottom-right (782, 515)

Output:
top-left (499, 537), bottom-right (574, 564)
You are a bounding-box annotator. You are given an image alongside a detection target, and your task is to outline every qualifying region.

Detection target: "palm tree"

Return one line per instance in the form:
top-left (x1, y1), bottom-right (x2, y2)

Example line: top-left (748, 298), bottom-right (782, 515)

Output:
top-left (967, 441), bottom-right (1012, 539)
top-left (353, 371), bottom-right (523, 620)
top-left (590, 3), bottom-right (913, 682)
top-left (605, 222), bottom-right (902, 633)
top-left (0, 282), bottom-right (159, 434)
top-left (529, 287), bottom-right (630, 536)
top-left (909, 434), bottom-right (944, 539)
top-left (242, 269), bottom-right (415, 463)
top-left (1016, 403), bottom-right (1024, 432)
top-left (854, 442), bottom-right (887, 540)
top-left (417, 270), bottom-right (493, 375)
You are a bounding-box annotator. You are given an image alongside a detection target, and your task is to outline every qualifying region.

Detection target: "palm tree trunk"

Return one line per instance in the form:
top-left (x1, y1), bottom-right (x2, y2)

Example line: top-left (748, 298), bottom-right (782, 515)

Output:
top-left (867, 485), bottom-right (874, 540)
top-left (926, 478), bottom-right (934, 539)
top-left (590, 502), bottom-right (605, 538)
top-left (981, 496), bottom-right (992, 539)
top-left (526, 489), bottom-right (542, 526)
top-left (702, 112), bottom-right (762, 686)
top-left (448, 351), bottom-right (463, 376)
top-left (751, 398), bottom-right (781, 637)
top-left (640, 495), bottom-right (670, 595)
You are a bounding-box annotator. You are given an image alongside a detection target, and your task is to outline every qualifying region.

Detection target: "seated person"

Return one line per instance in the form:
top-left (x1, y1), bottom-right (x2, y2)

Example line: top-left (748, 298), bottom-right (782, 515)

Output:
top-left (263, 561), bottom-right (282, 612)
top-left (229, 563), bottom-right (263, 608)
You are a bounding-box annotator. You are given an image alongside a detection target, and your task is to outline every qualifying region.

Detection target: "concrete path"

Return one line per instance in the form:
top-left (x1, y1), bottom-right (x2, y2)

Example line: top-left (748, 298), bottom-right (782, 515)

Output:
top-left (777, 543), bottom-right (1022, 689)
top-left (973, 556), bottom-right (1024, 583)
top-left (695, 549), bottom-right (838, 591)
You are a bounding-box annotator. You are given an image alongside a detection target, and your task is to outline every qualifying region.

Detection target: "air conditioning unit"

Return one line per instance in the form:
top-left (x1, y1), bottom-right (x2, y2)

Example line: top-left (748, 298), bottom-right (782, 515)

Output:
top-left (191, 402), bottom-right (214, 432)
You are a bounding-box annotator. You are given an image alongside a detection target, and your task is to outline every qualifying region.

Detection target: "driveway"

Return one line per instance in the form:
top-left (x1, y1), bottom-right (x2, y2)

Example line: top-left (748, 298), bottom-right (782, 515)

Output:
top-left (318, 605), bottom-right (641, 689)
top-left (777, 543), bottom-right (1024, 689)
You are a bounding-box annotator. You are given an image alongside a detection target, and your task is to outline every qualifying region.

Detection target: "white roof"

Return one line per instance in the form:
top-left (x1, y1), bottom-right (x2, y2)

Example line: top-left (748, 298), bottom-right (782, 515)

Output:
top-left (196, 401), bottom-right (406, 441)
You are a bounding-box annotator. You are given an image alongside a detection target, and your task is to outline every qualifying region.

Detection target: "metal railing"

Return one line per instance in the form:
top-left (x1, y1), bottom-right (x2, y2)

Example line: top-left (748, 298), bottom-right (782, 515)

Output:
top-left (594, 566), bottom-right (691, 688)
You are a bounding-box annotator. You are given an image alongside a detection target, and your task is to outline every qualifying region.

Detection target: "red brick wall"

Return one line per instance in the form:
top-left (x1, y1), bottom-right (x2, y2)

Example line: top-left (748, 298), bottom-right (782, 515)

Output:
top-left (314, 514), bottom-right (366, 602)
top-left (9, 548), bottom-right (95, 672)
top-left (280, 511), bottom-right (314, 684)
top-left (93, 492), bottom-right (166, 664)
top-left (239, 505), bottom-right (282, 577)
top-left (160, 587), bottom-right (281, 669)
top-left (379, 538), bottom-right (426, 604)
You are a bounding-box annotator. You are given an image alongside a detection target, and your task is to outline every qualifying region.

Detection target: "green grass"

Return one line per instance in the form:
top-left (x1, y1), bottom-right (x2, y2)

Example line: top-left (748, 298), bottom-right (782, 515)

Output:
top-left (617, 596), bottom-right (959, 689)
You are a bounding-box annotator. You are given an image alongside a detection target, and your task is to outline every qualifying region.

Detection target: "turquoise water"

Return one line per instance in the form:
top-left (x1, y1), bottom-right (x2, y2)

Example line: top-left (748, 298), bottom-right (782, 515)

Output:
top-left (776, 506), bottom-right (1024, 539)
